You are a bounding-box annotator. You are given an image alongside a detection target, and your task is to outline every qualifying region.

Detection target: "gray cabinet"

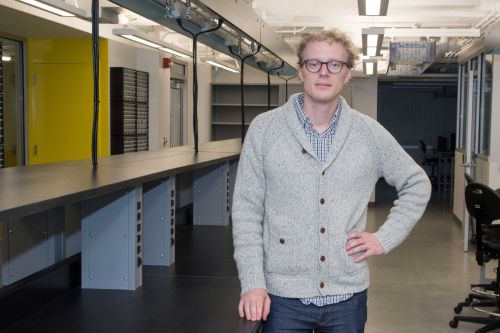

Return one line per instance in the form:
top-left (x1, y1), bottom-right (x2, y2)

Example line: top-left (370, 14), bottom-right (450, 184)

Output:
top-left (1, 208), bottom-right (64, 285)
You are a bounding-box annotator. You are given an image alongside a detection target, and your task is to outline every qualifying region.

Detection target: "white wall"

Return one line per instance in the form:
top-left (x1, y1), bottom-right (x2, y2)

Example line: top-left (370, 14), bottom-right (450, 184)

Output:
top-left (213, 64), bottom-right (302, 85)
top-left (184, 62), bottom-right (212, 146)
top-left (198, 63), bottom-right (212, 144)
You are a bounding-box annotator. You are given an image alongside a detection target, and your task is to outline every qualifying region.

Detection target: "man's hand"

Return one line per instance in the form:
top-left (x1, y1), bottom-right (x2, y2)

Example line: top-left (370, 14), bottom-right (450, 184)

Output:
top-left (238, 288), bottom-right (271, 321)
top-left (346, 231), bottom-right (384, 262)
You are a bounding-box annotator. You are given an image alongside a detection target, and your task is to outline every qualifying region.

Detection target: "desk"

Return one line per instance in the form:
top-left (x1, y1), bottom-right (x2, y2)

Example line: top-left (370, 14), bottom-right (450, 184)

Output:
top-left (0, 139), bottom-right (241, 289)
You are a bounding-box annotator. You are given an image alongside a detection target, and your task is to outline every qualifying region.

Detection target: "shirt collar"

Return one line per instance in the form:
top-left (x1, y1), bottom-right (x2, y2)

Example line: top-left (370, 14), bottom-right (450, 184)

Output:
top-left (293, 93), bottom-right (341, 134)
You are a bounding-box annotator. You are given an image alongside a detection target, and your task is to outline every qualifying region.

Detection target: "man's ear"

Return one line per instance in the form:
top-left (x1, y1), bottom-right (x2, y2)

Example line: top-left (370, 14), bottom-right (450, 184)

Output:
top-left (344, 69), bottom-right (352, 84)
top-left (298, 67), bottom-right (304, 81)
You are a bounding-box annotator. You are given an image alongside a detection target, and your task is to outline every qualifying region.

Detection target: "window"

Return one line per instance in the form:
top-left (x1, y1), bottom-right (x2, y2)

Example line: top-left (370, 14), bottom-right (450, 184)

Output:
top-left (479, 53), bottom-right (492, 156)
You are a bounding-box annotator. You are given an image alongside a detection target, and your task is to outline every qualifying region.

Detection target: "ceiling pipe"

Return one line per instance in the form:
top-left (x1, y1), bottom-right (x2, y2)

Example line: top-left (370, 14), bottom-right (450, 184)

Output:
top-left (275, 26), bottom-right (308, 34)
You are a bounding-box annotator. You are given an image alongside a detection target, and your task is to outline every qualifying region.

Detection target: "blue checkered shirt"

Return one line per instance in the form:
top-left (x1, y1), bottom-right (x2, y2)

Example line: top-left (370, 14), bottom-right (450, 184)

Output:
top-left (293, 93), bottom-right (353, 306)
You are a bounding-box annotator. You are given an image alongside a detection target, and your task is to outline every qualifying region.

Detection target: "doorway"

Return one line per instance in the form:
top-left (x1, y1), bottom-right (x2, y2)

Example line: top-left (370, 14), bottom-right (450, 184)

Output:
top-left (1, 37), bottom-right (25, 167)
top-left (376, 79), bottom-right (457, 203)
top-left (169, 78), bottom-right (184, 147)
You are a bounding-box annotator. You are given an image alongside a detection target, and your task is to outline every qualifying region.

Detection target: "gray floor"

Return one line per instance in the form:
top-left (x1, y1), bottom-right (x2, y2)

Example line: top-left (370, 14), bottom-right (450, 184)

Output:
top-left (365, 197), bottom-right (498, 333)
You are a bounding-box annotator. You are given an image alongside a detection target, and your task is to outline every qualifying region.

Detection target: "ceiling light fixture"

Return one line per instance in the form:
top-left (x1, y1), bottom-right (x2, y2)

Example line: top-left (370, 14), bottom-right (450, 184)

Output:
top-left (158, 47), bottom-right (191, 58)
top-left (18, 0), bottom-right (88, 17)
top-left (357, 0), bottom-right (389, 16)
top-left (362, 27), bottom-right (384, 57)
top-left (113, 28), bottom-right (192, 58)
top-left (2, 55), bottom-right (12, 62)
top-left (363, 61), bottom-right (377, 75)
top-left (201, 58), bottom-right (239, 73)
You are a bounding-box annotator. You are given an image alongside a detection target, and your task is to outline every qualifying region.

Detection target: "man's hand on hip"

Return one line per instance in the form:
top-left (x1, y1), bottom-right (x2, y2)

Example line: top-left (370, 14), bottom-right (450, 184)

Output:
top-left (346, 231), bottom-right (385, 262)
top-left (238, 288), bottom-right (271, 321)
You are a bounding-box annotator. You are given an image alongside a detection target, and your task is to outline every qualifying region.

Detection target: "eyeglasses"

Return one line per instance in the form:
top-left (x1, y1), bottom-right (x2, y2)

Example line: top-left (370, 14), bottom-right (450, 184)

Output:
top-left (302, 59), bottom-right (347, 74)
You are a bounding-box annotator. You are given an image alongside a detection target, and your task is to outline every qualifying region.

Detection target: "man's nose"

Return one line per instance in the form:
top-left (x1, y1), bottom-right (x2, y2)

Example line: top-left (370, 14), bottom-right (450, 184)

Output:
top-left (319, 63), bottom-right (330, 75)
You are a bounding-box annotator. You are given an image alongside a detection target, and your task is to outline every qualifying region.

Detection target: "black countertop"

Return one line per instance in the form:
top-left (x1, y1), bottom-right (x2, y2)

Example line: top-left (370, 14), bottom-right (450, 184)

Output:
top-left (0, 139), bottom-right (242, 221)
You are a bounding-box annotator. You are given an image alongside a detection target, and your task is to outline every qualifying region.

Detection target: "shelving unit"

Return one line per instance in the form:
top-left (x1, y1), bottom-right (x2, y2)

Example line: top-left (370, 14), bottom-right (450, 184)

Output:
top-left (110, 67), bottom-right (149, 155)
top-left (211, 84), bottom-right (280, 141)
top-left (0, 42), bottom-right (4, 168)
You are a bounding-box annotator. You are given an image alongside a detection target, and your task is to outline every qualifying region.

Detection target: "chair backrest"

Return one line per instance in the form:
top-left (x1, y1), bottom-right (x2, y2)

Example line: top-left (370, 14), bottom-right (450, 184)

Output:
top-left (464, 173), bottom-right (473, 185)
top-left (419, 140), bottom-right (427, 154)
top-left (465, 182), bottom-right (500, 224)
top-left (437, 136), bottom-right (447, 151)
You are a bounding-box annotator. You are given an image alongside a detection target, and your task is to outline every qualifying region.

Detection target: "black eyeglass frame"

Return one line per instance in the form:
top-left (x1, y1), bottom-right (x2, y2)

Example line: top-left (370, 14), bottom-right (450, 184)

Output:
top-left (301, 59), bottom-right (348, 74)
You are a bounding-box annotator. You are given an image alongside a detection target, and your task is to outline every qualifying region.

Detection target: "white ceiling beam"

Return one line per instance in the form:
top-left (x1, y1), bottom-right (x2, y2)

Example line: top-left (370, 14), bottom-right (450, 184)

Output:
top-left (384, 28), bottom-right (480, 37)
top-left (263, 15), bottom-right (483, 25)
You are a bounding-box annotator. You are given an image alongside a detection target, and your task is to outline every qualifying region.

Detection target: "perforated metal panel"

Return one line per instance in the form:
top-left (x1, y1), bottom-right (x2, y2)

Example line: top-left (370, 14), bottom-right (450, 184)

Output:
top-left (142, 177), bottom-right (175, 266)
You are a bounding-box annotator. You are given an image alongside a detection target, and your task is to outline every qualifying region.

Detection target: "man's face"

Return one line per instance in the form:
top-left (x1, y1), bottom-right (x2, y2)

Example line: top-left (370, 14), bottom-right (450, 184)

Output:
top-left (298, 40), bottom-right (352, 106)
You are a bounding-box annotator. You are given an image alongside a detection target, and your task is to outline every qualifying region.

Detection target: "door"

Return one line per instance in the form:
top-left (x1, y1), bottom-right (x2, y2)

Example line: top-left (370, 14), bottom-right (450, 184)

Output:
top-left (456, 57), bottom-right (481, 251)
top-left (30, 63), bottom-right (93, 164)
top-left (1, 37), bottom-right (24, 167)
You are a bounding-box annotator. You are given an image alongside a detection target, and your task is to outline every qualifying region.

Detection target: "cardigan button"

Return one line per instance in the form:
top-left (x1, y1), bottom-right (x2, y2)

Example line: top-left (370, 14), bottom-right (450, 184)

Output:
top-left (322, 171), bottom-right (325, 176)
top-left (320, 227), bottom-right (325, 234)
top-left (301, 148), bottom-right (307, 154)
top-left (320, 282), bottom-right (325, 288)
top-left (279, 238), bottom-right (285, 244)
top-left (320, 255), bottom-right (326, 262)
top-left (320, 198), bottom-right (325, 204)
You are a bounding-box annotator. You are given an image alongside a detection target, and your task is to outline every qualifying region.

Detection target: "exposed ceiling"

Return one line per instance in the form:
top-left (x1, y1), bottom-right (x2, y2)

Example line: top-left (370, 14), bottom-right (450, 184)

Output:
top-left (251, 0), bottom-right (500, 74)
top-left (2, 0), bottom-right (500, 76)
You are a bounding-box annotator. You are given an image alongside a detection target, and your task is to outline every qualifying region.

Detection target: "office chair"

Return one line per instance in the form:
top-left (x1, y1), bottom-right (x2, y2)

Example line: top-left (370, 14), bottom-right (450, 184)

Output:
top-left (450, 182), bottom-right (500, 332)
top-left (419, 140), bottom-right (438, 186)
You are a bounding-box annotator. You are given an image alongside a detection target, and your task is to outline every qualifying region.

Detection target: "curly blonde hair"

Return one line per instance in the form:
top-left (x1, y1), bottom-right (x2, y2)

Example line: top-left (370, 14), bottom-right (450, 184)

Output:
top-left (296, 29), bottom-right (359, 69)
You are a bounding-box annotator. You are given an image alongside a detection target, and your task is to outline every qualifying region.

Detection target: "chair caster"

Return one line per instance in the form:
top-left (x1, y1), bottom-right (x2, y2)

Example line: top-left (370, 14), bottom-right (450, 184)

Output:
top-left (449, 319), bottom-right (458, 328)
top-left (454, 305), bottom-right (462, 314)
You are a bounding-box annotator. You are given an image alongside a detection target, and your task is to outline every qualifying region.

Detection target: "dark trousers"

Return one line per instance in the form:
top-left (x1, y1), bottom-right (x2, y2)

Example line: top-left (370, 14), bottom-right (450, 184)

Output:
top-left (262, 290), bottom-right (367, 333)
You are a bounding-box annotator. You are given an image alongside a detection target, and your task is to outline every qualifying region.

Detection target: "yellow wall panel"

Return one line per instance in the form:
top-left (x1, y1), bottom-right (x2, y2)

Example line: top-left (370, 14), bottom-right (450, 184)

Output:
top-left (27, 38), bottom-right (109, 165)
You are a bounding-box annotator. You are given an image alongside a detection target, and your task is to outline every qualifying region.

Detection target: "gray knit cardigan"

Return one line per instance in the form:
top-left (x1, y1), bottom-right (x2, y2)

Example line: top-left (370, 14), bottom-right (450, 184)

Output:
top-left (232, 94), bottom-right (432, 298)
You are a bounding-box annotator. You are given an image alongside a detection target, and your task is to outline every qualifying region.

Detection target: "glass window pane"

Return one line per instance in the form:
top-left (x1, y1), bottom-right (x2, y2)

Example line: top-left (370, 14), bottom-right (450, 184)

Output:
top-left (171, 62), bottom-right (185, 76)
top-left (459, 63), bottom-right (468, 149)
top-left (480, 54), bottom-right (492, 155)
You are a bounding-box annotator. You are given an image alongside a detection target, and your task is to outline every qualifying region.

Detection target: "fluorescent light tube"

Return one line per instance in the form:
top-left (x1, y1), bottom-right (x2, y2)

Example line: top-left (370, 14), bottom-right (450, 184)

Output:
top-left (20, 0), bottom-right (74, 16)
top-left (366, 0), bottom-right (381, 15)
top-left (2, 56), bottom-right (12, 62)
top-left (367, 35), bottom-right (379, 47)
top-left (121, 34), bottom-right (163, 49)
top-left (202, 58), bottom-right (239, 73)
top-left (365, 62), bottom-right (374, 75)
top-left (113, 28), bottom-right (192, 58)
top-left (158, 47), bottom-right (191, 58)
top-left (18, 0), bottom-right (88, 17)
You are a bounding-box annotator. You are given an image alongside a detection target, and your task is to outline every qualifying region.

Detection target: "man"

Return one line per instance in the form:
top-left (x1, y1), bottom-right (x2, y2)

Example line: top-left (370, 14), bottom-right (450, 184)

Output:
top-left (232, 29), bottom-right (431, 333)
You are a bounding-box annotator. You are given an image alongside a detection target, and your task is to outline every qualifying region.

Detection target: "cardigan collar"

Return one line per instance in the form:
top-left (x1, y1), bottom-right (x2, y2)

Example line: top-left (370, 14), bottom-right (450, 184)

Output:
top-left (282, 93), bottom-right (354, 170)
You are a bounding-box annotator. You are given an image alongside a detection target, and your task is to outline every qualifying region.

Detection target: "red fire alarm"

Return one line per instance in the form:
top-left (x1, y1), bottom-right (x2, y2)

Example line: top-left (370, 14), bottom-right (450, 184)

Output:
top-left (162, 58), bottom-right (172, 68)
